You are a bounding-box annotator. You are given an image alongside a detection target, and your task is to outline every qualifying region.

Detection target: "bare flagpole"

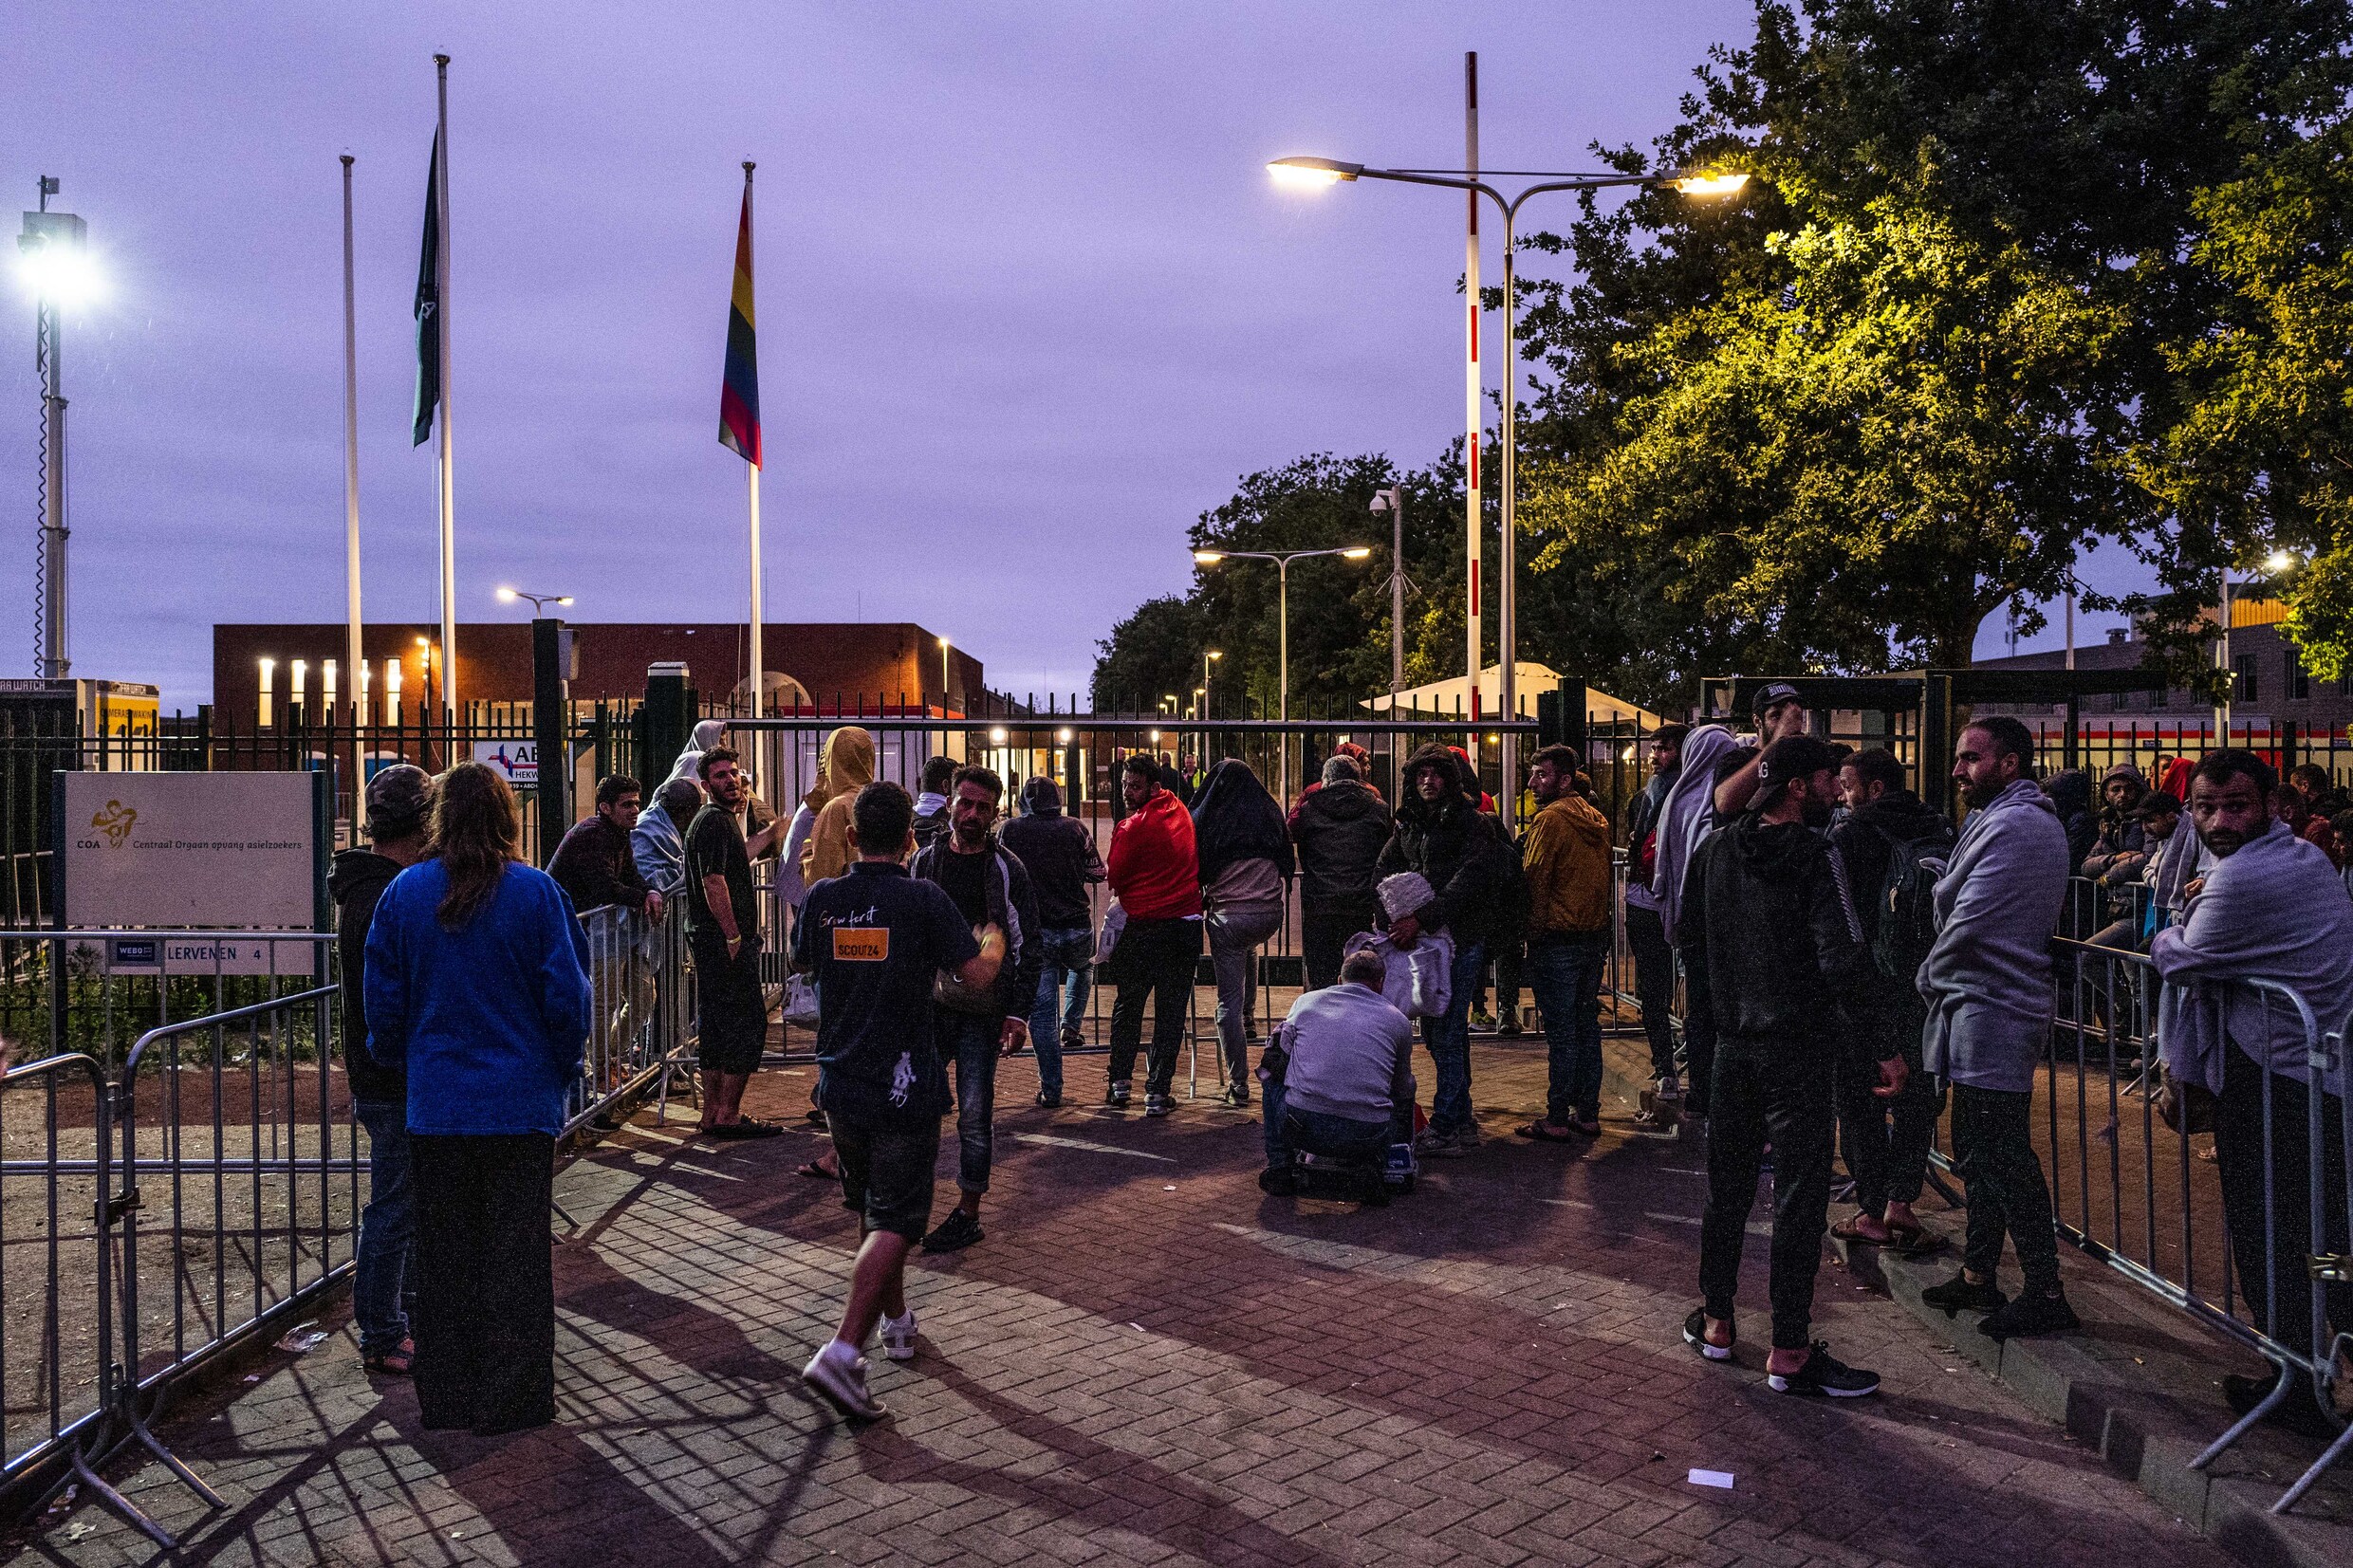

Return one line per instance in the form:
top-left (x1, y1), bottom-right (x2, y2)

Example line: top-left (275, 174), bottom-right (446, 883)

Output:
top-left (743, 161), bottom-right (763, 721)
top-left (1463, 51), bottom-right (1482, 726)
top-left (341, 156), bottom-right (363, 722)
top-left (435, 53), bottom-right (457, 720)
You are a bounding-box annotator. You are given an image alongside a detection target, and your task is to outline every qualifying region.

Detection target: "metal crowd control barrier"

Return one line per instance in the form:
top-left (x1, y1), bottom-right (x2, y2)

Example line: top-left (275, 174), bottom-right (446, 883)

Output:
top-left (566, 904), bottom-right (695, 1138)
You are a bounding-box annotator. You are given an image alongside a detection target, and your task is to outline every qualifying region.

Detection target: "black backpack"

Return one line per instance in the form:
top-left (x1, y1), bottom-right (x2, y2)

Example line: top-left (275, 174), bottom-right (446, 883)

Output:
top-left (1872, 821), bottom-right (1955, 981)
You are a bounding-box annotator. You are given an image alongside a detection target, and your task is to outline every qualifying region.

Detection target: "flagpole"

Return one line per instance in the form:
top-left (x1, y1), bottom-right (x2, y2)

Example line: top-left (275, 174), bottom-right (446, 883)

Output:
top-left (341, 155), bottom-right (363, 723)
top-left (743, 161), bottom-right (763, 722)
top-left (1463, 50), bottom-right (1482, 727)
top-left (434, 53), bottom-right (457, 721)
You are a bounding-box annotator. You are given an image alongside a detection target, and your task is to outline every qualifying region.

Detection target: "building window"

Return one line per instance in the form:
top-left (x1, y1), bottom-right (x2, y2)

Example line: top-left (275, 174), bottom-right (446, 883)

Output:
top-left (2233, 653), bottom-right (2258, 703)
top-left (2288, 648), bottom-right (2311, 702)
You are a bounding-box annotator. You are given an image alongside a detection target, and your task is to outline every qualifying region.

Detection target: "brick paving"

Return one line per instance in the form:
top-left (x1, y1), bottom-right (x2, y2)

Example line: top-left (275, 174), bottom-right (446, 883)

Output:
top-left (25, 1041), bottom-right (2231, 1568)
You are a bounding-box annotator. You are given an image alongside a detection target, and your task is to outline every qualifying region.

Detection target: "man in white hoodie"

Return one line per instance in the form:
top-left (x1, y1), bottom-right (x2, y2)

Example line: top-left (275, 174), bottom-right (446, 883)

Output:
top-left (1917, 715), bottom-right (2080, 1339)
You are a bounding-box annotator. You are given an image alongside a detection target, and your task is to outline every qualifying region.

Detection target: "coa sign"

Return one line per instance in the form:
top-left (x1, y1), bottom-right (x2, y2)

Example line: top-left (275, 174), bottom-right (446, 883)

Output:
top-left (63, 772), bottom-right (320, 930)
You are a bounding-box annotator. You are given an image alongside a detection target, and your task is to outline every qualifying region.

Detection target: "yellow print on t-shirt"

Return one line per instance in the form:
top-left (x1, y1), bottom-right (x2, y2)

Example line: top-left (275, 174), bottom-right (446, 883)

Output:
top-left (832, 927), bottom-right (889, 962)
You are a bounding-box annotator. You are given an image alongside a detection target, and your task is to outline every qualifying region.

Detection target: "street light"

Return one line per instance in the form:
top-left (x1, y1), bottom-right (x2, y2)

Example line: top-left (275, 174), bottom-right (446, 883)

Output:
top-left (496, 586), bottom-right (574, 615)
top-left (1192, 545), bottom-right (1373, 801)
top-left (1270, 153), bottom-right (1747, 824)
top-left (2218, 550), bottom-right (2307, 734)
top-left (1203, 648), bottom-right (1223, 719)
top-left (18, 178), bottom-right (98, 679)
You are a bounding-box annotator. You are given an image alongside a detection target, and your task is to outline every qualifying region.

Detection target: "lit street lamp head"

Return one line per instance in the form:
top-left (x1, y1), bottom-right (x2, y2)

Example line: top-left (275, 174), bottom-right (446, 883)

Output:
top-left (1670, 172), bottom-right (1750, 198)
top-left (16, 211), bottom-right (98, 307)
top-left (1194, 551), bottom-right (1225, 565)
top-left (1341, 546), bottom-right (1374, 560)
top-left (2265, 549), bottom-right (2298, 573)
top-left (1268, 157), bottom-right (1362, 190)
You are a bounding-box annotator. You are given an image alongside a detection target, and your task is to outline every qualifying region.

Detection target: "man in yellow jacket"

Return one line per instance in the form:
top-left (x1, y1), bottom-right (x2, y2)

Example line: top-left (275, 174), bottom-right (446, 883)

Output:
top-left (1515, 745), bottom-right (1616, 1141)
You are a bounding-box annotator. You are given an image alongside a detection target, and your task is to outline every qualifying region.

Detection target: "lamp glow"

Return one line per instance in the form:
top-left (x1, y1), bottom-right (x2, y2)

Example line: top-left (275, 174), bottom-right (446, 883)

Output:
top-left (1671, 173), bottom-right (1751, 198)
top-left (1268, 157), bottom-right (1362, 190)
top-left (2266, 550), bottom-right (2297, 573)
top-left (496, 586), bottom-right (517, 602)
top-left (1055, 728), bottom-right (1074, 745)
top-left (16, 241), bottom-right (102, 307)
top-left (989, 727), bottom-right (1009, 745)
top-left (1194, 551), bottom-right (1225, 565)
top-left (1341, 546), bottom-right (1374, 561)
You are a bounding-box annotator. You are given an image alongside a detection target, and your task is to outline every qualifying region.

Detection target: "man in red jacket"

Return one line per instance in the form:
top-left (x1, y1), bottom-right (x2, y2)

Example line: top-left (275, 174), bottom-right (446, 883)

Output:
top-left (1104, 752), bottom-right (1203, 1116)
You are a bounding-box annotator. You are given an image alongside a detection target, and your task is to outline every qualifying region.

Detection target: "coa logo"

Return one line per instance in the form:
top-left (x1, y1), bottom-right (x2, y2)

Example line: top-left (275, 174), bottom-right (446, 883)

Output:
top-left (90, 800), bottom-right (138, 848)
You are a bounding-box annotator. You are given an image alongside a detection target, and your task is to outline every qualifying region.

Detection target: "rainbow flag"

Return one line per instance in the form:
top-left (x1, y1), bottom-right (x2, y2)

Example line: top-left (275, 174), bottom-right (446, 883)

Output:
top-left (718, 183), bottom-right (760, 466)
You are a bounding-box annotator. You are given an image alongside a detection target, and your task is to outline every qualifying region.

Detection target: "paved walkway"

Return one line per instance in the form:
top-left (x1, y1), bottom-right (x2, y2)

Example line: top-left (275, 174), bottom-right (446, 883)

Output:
top-left (23, 1045), bottom-right (2227, 1568)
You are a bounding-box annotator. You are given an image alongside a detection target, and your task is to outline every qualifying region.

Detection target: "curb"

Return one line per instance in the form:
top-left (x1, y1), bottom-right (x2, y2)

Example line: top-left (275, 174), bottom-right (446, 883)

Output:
top-left (1595, 1049), bottom-right (2346, 1568)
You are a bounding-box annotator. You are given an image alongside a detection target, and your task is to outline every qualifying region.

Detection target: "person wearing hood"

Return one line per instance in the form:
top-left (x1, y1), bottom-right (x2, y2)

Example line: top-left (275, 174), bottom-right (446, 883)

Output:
top-left (1289, 755), bottom-right (1395, 989)
top-left (907, 765), bottom-right (1041, 1253)
top-left (1679, 735), bottom-right (1903, 1398)
top-left (665, 718), bottom-right (730, 787)
top-left (1193, 759), bottom-right (1296, 1105)
top-left (1104, 752), bottom-right (1203, 1116)
top-left (1825, 748), bottom-right (1953, 1253)
top-left (2085, 763), bottom-right (2149, 876)
top-left (329, 764), bottom-right (436, 1378)
top-left (1001, 774), bottom-right (1106, 1107)
top-left (912, 754), bottom-right (958, 854)
top-left (1514, 747), bottom-right (1617, 1142)
top-left (1621, 725), bottom-right (1688, 1108)
top-left (1918, 716), bottom-right (2080, 1340)
top-left (1375, 744), bottom-right (1517, 1154)
top-left (802, 727), bottom-right (878, 889)
top-left (632, 777), bottom-right (704, 900)
top-left (1649, 723), bottom-right (1743, 1116)
top-left (2151, 748), bottom-right (2353, 1438)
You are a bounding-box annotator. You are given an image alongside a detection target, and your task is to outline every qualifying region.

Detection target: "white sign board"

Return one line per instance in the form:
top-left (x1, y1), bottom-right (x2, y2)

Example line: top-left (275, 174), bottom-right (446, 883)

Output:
top-left (97, 933), bottom-right (316, 977)
top-left (471, 739), bottom-right (538, 786)
top-left (63, 772), bottom-right (317, 930)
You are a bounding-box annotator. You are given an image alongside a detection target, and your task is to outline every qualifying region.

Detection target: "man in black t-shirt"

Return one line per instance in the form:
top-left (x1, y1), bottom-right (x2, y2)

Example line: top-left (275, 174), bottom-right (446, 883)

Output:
top-left (686, 747), bottom-right (785, 1136)
top-left (792, 781), bottom-right (1002, 1423)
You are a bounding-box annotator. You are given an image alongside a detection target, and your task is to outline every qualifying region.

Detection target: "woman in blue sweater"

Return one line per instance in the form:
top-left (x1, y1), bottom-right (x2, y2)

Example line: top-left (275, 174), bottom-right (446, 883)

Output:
top-left (365, 762), bottom-right (592, 1435)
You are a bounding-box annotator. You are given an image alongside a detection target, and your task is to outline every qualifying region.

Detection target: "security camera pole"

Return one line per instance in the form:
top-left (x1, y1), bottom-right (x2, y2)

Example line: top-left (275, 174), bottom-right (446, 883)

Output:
top-left (20, 177), bottom-right (85, 679)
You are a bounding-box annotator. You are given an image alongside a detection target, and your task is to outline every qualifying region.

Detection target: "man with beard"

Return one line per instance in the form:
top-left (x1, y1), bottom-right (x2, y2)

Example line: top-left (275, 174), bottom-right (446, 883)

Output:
top-left (686, 747), bottom-right (787, 1136)
top-left (1827, 748), bottom-right (1952, 1252)
top-left (907, 766), bottom-right (1039, 1252)
top-left (1679, 735), bottom-right (1903, 1396)
top-left (1376, 745), bottom-right (1517, 1156)
top-left (1918, 717), bottom-right (2080, 1338)
top-left (2153, 750), bottom-right (2353, 1437)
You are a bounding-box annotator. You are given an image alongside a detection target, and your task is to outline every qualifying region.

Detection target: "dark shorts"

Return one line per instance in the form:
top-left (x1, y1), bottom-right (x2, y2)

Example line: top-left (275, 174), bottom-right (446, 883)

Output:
top-left (694, 941), bottom-right (768, 1075)
top-left (829, 1115), bottom-right (940, 1243)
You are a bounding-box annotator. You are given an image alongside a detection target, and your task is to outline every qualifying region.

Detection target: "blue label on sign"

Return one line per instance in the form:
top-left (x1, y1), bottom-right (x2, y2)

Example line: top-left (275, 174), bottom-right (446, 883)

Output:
top-left (112, 938), bottom-right (158, 966)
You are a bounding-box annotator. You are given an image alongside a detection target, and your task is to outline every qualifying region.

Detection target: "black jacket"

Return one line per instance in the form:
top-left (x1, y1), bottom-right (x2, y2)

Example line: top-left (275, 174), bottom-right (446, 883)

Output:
top-left (1000, 809), bottom-right (1104, 928)
top-left (1827, 789), bottom-right (1947, 1040)
top-left (1376, 745), bottom-right (1517, 945)
top-left (327, 848), bottom-right (406, 1103)
top-left (547, 813), bottom-right (652, 916)
top-left (909, 835), bottom-right (1042, 1020)
top-left (1680, 813), bottom-right (1879, 1059)
top-left (1289, 780), bottom-right (1395, 903)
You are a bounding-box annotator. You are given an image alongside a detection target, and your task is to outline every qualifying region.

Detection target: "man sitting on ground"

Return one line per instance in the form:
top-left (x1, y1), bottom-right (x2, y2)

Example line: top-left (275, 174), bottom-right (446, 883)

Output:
top-left (1259, 947), bottom-right (1417, 1202)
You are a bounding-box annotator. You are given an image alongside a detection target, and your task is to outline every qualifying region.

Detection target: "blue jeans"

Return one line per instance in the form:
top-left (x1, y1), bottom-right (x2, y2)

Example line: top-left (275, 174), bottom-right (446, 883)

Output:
top-left (937, 1012), bottom-right (999, 1195)
top-left (354, 1098), bottom-right (416, 1356)
top-left (1261, 1077), bottom-right (1409, 1169)
top-left (1418, 938), bottom-right (1486, 1134)
top-left (1527, 932), bottom-right (1609, 1123)
top-left (1028, 924), bottom-right (1094, 1097)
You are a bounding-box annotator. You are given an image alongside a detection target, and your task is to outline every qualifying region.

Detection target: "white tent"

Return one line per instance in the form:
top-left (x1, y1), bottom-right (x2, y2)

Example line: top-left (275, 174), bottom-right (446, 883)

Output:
top-left (1359, 662), bottom-right (1658, 727)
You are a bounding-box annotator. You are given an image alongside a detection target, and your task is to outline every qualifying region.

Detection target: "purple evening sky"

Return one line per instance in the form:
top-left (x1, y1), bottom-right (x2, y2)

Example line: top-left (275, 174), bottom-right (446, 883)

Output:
top-left (1, 2), bottom-right (2125, 708)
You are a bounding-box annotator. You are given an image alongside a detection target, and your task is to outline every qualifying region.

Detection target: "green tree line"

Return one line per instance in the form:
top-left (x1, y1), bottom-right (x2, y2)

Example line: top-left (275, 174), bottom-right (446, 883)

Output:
top-left (1095, 0), bottom-right (2353, 714)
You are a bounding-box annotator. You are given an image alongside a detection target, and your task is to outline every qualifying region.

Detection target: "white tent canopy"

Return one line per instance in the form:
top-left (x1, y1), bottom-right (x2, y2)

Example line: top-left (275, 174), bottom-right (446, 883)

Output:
top-left (1360, 662), bottom-right (1658, 727)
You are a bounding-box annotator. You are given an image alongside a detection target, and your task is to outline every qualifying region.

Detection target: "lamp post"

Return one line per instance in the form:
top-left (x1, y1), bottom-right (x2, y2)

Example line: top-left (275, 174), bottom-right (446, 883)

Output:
top-left (1270, 155), bottom-right (1746, 825)
top-left (496, 586), bottom-right (573, 616)
top-left (18, 178), bottom-right (98, 680)
top-left (1193, 545), bottom-right (1373, 802)
top-left (1203, 648), bottom-right (1223, 720)
top-left (2219, 550), bottom-right (2301, 736)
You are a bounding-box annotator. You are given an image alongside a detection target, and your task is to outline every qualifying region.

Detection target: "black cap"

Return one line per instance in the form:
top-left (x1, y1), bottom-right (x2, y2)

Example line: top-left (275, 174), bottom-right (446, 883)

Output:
top-left (1751, 681), bottom-right (1803, 717)
top-left (2135, 790), bottom-right (2181, 821)
top-left (365, 764), bottom-right (434, 840)
top-left (1754, 735), bottom-right (1838, 797)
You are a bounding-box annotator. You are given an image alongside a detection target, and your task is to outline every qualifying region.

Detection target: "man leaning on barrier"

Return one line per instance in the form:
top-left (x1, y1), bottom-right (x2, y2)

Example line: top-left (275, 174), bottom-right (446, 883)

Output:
top-left (2152, 747), bottom-right (2353, 1440)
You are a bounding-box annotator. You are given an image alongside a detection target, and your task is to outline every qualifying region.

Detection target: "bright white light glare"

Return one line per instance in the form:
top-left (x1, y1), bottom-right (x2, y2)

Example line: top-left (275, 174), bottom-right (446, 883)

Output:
top-left (1194, 551), bottom-right (1225, 565)
top-left (1055, 728), bottom-right (1073, 745)
top-left (17, 242), bottom-right (102, 306)
top-left (1672, 173), bottom-right (1751, 198)
top-left (1341, 546), bottom-right (1374, 560)
top-left (989, 727), bottom-right (1009, 745)
top-left (2265, 550), bottom-right (2297, 572)
top-left (496, 586), bottom-right (519, 601)
top-left (1269, 161), bottom-right (1347, 191)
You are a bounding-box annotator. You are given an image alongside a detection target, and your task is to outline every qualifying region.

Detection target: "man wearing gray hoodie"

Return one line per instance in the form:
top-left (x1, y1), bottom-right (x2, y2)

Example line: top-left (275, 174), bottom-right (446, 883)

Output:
top-left (1918, 716), bottom-right (2080, 1338)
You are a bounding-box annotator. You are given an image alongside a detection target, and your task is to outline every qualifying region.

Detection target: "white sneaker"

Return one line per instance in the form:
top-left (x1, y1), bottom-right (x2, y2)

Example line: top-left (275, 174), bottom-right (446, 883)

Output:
top-left (801, 1340), bottom-right (887, 1421)
top-left (880, 1310), bottom-right (917, 1362)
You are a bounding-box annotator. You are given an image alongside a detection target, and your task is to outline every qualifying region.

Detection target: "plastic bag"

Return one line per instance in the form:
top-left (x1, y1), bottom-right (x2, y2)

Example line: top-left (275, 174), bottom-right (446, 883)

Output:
top-left (782, 972), bottom-right (821, 1028)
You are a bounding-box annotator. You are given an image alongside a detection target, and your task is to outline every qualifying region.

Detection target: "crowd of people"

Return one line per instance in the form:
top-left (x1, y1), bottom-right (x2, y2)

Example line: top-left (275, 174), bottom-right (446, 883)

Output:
top-left (326, 698), bottom-right (2353, 1436)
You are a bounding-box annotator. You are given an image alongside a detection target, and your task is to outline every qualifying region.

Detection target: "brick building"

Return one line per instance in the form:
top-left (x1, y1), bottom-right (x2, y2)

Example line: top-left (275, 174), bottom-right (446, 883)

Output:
top-left (209, 621), bottom-right (985, 730)
top-left (1973, 598), bottom-right (2353, 730)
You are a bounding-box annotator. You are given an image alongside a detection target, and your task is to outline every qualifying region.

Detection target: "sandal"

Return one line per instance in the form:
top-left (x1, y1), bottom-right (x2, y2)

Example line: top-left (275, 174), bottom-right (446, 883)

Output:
top-left (362, 1337), bottom-right (416, 1376)
top-left (706, 1117), bottom-right (786, 1140)
top-left (1517, 1121), bottom-right (1579, 1144)
top-left (1884, 1223), bottom-right (1949, 1257)
top-left (1828, 1217), bottom-right (1888, 1245)
top-left (794, 1153), bottom-right (840, 1179)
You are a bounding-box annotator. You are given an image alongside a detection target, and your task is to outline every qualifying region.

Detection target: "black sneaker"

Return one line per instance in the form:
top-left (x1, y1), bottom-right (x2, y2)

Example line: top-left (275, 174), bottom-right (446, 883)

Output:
top-left (1921, 1274), bottom-right (2007, 1318)
top-left (1034, 1089), bottom-right (1063, 1109)
top-left (1769, 1342), bottom-right (1880, 1398)
top-left (1258, 1167), bottom-right (1301, 1196)
top-left (1682, 1307), bottom-right (1733, 1362)
top-left (1106, 1081), bottom-right (1131, 1109)
top-left (1978, 1290), bottom-right (2080, 1340)
top-left (1219, 1084), bottom-right (1251, 1108)
top-left (920, 1209), bottom-right (984, 1253)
